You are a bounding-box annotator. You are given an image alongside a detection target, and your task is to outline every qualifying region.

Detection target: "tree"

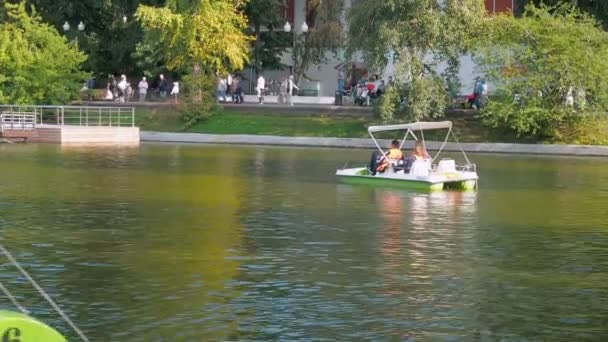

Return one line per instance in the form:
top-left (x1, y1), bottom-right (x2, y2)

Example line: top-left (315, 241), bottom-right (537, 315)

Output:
top-left (476, 4), bottom-right (608, 137)
top-left (516, 0), bottom-right (608, 29)
top-left (293, 0), bottom-right (345, 84)
top-left (245, 0), bottom-right (290, 72)
top-left (24, 0), bottom-right (166, 76)
top-left (136, 0), bottom-right (252, 74)
top-left (0, 1), bottom-right (87, 104)
top-left (348, 0), bottom-right (486, 121)
top-left (136, 0), bottom-right (252, 128)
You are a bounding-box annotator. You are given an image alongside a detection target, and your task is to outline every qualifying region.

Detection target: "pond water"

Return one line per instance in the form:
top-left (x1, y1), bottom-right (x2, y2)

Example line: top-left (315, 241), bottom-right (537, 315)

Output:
top-left (0, 143), bottom-right (607, 341)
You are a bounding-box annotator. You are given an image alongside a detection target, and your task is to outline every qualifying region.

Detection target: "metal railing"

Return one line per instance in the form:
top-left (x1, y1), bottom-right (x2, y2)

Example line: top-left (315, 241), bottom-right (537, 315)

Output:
top-left (0, 105), bottom-right (135, 128)
top-left (0, 112), bottom-right (36, 132)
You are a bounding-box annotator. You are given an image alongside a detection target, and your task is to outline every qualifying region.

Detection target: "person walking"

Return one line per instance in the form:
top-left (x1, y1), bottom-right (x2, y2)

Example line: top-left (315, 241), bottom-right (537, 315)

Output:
top-left (138, 76), bottom-right (149, 102)
top-left (117, 75), bottom-right (128, 103)
top-left (472, 77), bottom-right (482, 110)
top-left (170, 81), bottom-right (180, 104)
top-left (256, 74), bottom-right (266, 104)
top-left (337, 67), bottom-right (345, 94)
top-left (110, 74), bottom-right (118, 99)
top-left (287, 75), bottom-right (299, 106)
top-left (227, 73), bottom-right (233, 97)
top-left (159, 74), bottom-right (168, 99)
top-left (217, 75), bottom-right (227, 102)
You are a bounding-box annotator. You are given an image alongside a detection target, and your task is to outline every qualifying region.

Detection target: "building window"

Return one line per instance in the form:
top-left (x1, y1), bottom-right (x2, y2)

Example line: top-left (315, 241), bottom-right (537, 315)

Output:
top-left (486, 0), bottom-right (516, 14)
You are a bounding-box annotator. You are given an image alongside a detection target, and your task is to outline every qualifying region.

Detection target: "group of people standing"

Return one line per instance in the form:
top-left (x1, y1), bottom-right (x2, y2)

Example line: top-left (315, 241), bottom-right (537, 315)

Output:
top-left (216, 73), bottom-right (245, 104)
top-left (103, 74), bottom-right (179, 103)
top-left (216, 73), bottom-right (300, 106)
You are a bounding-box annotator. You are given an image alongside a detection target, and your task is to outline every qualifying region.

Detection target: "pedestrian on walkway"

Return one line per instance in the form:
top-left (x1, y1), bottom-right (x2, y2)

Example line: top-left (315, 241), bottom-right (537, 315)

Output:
top-left (256, 74), bottom-right (266, 104)
top-left (159, 74), bottom-right (168, 99)
top-left (170, 81), bottom-right (180, 104)
top-left (337, 67), bottom-right (345, 94)
top-left (117, 75), bottom-right (128, 103)
top-left (227, 73), bottom-right (233, 97)
top-left (217, 74), bottom-right (227, 102)
top-left (138, 77), bottom-right (149, 102)
top-left (288, 75), bottom-right (299, 106)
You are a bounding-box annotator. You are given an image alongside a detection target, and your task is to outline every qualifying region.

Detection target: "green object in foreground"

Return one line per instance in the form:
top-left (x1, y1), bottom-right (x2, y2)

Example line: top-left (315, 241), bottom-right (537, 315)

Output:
top-left (0, 311), bottom-right (66, 342)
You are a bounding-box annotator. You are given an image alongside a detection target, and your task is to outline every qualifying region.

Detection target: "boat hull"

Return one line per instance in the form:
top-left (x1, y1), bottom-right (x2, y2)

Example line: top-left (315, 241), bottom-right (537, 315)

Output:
top-left (336, 168), bottom-right (478, 191)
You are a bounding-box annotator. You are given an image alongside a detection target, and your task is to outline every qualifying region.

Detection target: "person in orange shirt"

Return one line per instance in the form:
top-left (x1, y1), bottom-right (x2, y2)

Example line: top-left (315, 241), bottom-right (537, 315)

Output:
top-left (376, 140), bottom-right (403, 173)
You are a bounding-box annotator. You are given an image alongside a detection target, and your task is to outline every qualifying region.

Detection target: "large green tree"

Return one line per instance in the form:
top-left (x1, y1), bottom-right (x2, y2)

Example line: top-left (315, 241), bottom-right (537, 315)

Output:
top-left (0, 1), bottom-right (87, 104)
top-left (348, 0), bottom-right (486, 121)
top-left (136, 0), bottom-right (252, 74)
top-left (24, 0), bottom-right (166, 76)
top-left (477, 3), bottom-right (608, 137)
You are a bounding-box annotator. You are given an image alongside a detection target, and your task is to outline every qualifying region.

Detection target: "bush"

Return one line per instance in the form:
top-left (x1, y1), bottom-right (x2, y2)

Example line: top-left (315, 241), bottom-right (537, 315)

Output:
top-left (556, 115), bottom-right (608, 145)
top-left (375, 76), bottom-right (449, 123)
top-left (476, 4), bottom-right (608, 138)
top-left (375, 86), bottom-right (401, 121)
top-left (178, 73), bottom-right (217, 129)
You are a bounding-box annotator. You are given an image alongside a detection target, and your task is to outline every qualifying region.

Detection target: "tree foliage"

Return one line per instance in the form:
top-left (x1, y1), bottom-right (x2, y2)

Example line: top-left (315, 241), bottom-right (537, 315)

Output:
top-left (0, 1), bottom-right (87, 104)
top-left (476, 4), bottom-right (608, 137)
top-left (245, 0), bottom-right (290, 71)
top-left (516, 0), bottom-right (608, 29)
top-left (136, 0), bottom-right (252, 73)
top-left (348, 0), bottom-right (486, 121)
top-left (24, 0), bottom-right (166, 76)
top-left (293, 0), bottom-right (345, 84)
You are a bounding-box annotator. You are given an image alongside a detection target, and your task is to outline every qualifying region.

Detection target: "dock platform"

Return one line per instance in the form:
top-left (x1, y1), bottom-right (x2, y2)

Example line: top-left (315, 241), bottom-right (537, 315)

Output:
top-left (1, 105), bottom-right (139, 145)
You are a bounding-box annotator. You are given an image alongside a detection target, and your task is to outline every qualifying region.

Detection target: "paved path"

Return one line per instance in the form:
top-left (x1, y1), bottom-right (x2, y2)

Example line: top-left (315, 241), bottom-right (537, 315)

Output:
top-left (141, 132), bottom-right (608, 157)
top-left (74, 101), bottom-right (373, 116)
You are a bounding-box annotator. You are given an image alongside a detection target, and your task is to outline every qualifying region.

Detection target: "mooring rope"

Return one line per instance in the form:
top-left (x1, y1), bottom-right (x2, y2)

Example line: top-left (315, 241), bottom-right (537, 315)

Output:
top-left (0, 280), bottom-right (29, 314)
top-left (0, 244), bottom-right (90, 342)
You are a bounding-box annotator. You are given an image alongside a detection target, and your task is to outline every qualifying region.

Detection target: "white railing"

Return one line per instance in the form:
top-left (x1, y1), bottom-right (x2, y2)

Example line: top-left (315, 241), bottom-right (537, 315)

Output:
top-left (0, 112), bottom-right (36, 132)
top-left (0, 105), bottom-right (135, 128)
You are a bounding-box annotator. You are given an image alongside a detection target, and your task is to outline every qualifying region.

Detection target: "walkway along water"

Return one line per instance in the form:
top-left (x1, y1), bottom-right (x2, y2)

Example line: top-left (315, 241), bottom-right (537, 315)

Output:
top-left (140, 132), bottom-right (608, 157)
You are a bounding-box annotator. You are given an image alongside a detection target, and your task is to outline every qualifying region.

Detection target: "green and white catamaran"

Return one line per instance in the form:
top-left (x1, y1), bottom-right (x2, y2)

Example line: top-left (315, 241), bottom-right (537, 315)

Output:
top-left (336, 121), bottom-right (479, 191)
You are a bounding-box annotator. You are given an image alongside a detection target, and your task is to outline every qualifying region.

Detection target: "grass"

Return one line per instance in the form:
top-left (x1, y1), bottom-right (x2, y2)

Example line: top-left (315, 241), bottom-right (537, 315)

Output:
top-left (135, 107), bottom-right (532, 143)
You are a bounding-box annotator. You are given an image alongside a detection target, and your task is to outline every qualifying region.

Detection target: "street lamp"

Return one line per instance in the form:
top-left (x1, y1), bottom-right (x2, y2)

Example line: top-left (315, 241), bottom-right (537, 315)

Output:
top-left (63, 21), bottom-right (85, 32)
top-left (284, 21), bottom-right (309, 76)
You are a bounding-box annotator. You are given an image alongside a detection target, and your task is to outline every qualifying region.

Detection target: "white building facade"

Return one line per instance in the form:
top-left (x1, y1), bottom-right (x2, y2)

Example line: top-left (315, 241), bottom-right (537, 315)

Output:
top-left (266, 0), bottom-right (515, 96)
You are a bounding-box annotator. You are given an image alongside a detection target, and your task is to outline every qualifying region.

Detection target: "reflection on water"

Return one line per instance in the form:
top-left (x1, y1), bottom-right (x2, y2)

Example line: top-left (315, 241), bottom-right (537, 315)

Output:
top-left (0, 144), bottom-right (607, 340)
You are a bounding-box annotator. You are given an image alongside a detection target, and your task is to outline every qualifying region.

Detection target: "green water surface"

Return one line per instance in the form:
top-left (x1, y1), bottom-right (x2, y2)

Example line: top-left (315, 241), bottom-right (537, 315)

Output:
top-left (0, 143), bottom-right (607, 341)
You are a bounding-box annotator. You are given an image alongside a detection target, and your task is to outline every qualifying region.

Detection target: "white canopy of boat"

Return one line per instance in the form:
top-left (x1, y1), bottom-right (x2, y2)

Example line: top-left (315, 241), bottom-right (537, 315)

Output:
top-left (367, 121), bottom-right (452, 134)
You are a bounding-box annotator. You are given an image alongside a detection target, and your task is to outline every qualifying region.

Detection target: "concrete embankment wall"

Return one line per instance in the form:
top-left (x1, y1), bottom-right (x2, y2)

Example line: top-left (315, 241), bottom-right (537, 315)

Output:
top-left (25, 126), bottom-right (140, 144)
top-left (140, 132), bottom-right (608, 157)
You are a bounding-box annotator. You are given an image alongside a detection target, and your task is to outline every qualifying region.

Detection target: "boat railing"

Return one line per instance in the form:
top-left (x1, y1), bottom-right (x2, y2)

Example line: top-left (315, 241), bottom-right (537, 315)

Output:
top-left (0, 105), bottom-right (135, 128)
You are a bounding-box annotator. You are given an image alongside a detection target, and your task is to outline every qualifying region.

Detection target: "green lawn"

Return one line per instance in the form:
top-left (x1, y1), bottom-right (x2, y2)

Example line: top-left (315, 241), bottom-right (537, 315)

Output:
top-left (135, 107), bottom-right (529, 143)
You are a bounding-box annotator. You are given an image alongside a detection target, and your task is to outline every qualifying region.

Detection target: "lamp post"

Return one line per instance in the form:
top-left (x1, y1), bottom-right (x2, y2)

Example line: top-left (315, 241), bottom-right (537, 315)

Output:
top-left (63, 21), bottom-right (85, 44)
top-left (284, 21), bottom-right (308, 78)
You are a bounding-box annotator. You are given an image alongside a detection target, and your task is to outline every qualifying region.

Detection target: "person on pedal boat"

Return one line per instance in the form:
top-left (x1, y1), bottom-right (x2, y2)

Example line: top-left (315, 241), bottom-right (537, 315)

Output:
top-left (411, 140), bottom-right (430, 160)
top-left (372, 140), bottom-right (404, 174)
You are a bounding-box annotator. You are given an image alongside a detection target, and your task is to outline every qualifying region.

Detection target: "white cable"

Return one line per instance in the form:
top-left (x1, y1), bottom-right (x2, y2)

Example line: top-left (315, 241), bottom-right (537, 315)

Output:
top-left (0, 244), bottom-right (90, 342)
top-left (0, 280), bottom-right (29, 314)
